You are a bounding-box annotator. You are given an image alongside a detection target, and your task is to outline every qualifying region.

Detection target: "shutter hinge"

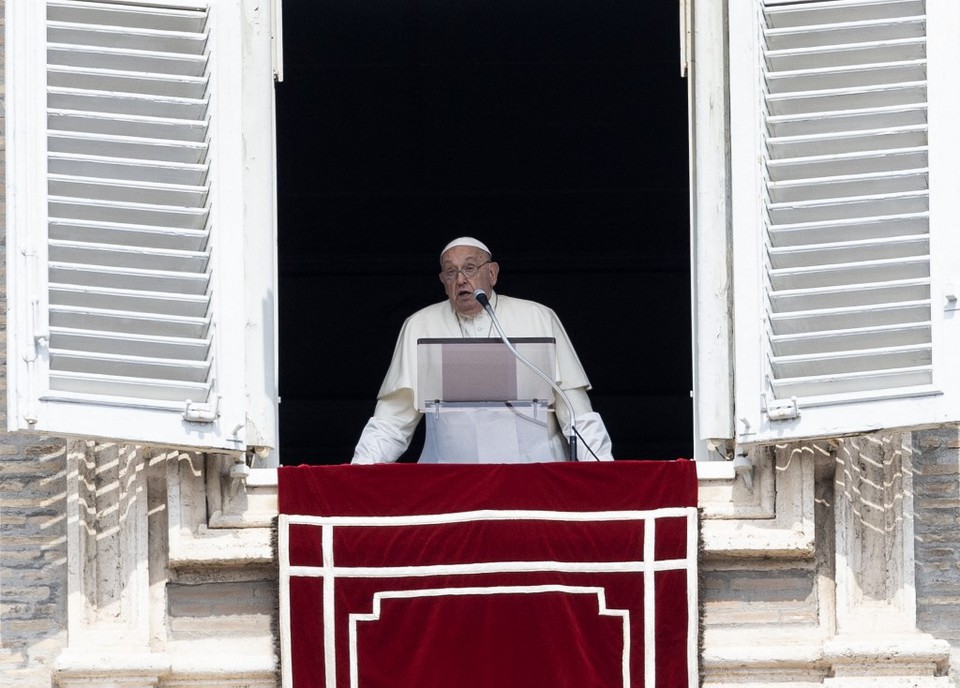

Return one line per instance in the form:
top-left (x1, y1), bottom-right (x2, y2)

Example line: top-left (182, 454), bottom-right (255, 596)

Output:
top-left (23, 297), bottom-right (49, 425)
top-left (763, 394), bottom-right (800, 421)
top-left (945, 284), bottom-right (958, 311)
top-left (22, 332), bottom-right (48, 423)
top-left (23, 333), bottom-right (48, 364)
top-left (23, 297), bottom-right (49, 363)
top-left (184, 395), bottom-right (220, 423)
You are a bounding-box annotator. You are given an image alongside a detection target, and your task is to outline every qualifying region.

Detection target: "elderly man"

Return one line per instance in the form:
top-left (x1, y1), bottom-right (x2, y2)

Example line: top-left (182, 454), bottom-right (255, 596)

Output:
top-left (352, 237), bottom-right (614, 463)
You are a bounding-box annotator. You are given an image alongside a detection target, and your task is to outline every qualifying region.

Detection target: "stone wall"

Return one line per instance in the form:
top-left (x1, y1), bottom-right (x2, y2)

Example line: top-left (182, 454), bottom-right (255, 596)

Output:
top-left (0, 437), bottom-right (68, 686)
top-left (914, 428), bottom-right (960, 656)
top-left (0, 3), bottom-right (73, 684)
top-left (699, 433), bottom-right (957, 687)
top-left (4, 414), bottom-right (960, 687)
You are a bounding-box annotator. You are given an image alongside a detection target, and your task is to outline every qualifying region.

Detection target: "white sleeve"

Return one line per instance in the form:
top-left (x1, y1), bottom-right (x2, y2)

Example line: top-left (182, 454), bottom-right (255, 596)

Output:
top-left (554, 387), bottom-right (614, 462)
top-left (351, 389), bottom-right (423, 464)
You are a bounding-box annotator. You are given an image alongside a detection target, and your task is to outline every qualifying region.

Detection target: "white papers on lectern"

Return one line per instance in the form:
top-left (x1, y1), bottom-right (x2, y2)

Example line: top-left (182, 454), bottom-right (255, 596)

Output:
top-left (415, 337), bottom-right (557, 412)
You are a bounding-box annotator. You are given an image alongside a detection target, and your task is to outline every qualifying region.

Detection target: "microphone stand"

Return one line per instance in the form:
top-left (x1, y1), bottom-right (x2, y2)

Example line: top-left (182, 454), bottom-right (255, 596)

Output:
top-left (473, 290), bottom-right (578, 461)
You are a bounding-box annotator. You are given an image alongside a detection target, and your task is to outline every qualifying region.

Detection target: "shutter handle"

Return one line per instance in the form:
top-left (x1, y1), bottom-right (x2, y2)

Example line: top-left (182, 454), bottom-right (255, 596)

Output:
top-left (184, 395), bottom-right (220, 423)
top-left (763, 394), bottom-right (800, 421)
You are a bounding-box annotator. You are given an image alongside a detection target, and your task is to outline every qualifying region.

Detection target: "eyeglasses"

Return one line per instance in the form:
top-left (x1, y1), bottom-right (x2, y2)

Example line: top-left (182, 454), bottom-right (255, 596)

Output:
top-left (440, 260), bottom-right (491, 283)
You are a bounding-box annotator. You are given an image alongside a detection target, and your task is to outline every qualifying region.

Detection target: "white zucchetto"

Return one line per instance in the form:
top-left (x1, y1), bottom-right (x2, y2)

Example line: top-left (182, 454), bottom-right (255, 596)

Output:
top-left (440, 237), bottom-right (491, 261)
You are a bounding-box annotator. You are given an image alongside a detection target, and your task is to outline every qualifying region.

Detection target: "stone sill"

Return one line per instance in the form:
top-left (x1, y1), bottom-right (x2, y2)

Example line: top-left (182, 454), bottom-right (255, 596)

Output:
top-left (55, 642), bottom-right (277, 687)
top-left (246, 460), bottom-right (736, 490)
top-left (173, 460), bottom-right (802, 569)
top-left (701, 630), bottom-right (951, 684)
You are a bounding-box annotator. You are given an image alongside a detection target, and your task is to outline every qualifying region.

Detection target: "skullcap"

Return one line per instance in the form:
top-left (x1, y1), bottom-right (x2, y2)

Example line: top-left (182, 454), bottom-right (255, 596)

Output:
top-left (440, 237), bottom-right (491, 260)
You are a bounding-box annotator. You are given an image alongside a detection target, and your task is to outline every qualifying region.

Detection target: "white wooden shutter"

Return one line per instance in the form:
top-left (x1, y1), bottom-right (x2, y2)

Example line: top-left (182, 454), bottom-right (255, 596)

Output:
top-left (7, 0), bottom-right (278, 452)
top-left (727, 0), bottom-right (960, 444)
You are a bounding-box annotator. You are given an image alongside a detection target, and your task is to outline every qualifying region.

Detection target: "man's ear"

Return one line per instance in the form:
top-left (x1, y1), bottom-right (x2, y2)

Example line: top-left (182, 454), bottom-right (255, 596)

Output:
top-left (488, 261), bottom-right (500, 287)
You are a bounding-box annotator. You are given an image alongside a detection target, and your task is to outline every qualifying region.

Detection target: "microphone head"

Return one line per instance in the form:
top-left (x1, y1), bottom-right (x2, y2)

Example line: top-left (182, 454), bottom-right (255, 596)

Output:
top-left (473, 289), bottom-right (490, 307)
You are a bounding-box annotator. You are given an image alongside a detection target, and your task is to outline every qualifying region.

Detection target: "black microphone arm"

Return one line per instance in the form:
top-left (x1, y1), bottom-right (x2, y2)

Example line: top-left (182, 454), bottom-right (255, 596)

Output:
top-left (473, 289), bottom-right (579, 461)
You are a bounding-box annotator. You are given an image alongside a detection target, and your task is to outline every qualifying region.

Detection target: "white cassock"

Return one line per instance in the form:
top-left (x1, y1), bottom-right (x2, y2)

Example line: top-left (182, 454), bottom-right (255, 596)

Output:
top-left (352, 292), bottom-right (614, 463)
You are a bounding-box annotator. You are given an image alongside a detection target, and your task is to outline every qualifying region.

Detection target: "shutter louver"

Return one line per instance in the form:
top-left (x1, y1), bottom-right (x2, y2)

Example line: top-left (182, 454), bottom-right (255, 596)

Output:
top-left (760, 0), bottom-right (932, 406)
top-left (45, 0), bottom-right (215, 408)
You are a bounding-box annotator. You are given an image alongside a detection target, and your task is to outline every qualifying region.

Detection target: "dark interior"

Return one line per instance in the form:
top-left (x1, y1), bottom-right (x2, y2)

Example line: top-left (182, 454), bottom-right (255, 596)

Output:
top-left (275, 1), bottom-right (691, 464)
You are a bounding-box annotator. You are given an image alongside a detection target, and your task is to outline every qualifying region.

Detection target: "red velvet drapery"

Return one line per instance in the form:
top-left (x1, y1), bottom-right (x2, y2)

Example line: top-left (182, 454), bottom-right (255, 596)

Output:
top-left (278, 460), bottom-right (698, 687)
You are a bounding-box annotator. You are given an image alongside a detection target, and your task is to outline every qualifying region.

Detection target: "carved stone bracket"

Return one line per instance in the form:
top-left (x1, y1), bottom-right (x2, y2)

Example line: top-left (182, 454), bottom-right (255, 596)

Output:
top-left (700, 444), bottom-right (817, 559)
top-left (54, 442), bottom-right (277, 687)
top-left (825, 432), bottom-right (950, 685)
top-left (700, 432), bottom-right (951, 686)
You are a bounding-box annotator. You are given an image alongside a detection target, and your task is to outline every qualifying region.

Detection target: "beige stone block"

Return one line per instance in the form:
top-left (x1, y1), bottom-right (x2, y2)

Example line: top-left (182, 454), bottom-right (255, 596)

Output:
top-left (1, 618), bottom-right (59, 635)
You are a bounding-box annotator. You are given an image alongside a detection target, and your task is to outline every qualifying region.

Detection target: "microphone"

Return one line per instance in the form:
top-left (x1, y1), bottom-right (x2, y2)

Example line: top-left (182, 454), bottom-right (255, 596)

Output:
top-left (472, 289), bottom-right (579, 461)
top-left (474, 289), bottom-right (491, 309)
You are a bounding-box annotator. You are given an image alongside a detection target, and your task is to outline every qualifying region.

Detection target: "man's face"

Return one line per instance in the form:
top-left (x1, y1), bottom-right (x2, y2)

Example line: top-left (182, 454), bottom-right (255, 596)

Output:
top-left (439, 245), bottom-right (499, 317)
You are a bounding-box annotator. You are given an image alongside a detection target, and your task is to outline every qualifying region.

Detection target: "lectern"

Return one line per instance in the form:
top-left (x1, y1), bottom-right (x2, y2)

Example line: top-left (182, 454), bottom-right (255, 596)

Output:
top-left (416, 337), bottom-right (562, 463)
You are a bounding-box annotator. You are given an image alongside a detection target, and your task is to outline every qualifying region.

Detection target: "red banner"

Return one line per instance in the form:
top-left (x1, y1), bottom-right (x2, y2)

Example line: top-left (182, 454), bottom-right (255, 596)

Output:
top-left (279, 460), bottom-right (699, 687)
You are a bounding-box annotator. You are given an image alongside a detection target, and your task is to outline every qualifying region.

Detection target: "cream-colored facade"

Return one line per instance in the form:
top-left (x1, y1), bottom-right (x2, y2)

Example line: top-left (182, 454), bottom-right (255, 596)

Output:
top-left (5, 0), bottom-right (960, 686)
top-left (2, 445), bottom-right (279, 687)
top-left (5, 434), bottom-right (959, 686)
top-left (700, 433), bottom-right (955, 686)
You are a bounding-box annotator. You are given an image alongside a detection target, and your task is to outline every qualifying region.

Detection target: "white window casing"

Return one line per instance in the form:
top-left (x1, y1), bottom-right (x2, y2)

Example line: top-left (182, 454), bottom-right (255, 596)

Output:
top-left (693, 0), bottom-right (960, 446)
top-left (6, 0), bottom-right (279, 455)
top-left (689, 0), bottom-right (735, 457)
